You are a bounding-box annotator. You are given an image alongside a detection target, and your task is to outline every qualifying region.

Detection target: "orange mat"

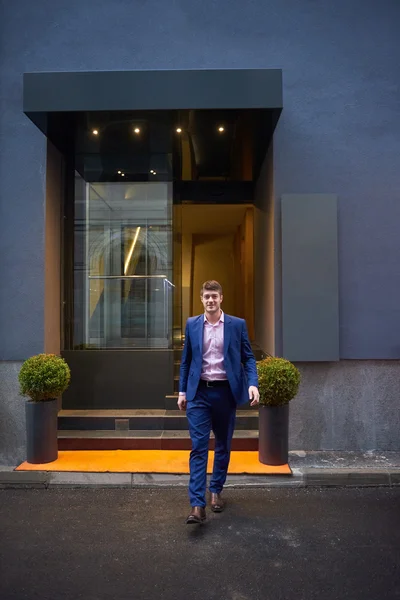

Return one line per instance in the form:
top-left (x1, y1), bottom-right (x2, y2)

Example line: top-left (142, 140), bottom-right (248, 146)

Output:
top-left (16, 450), bottom-right (291, 475)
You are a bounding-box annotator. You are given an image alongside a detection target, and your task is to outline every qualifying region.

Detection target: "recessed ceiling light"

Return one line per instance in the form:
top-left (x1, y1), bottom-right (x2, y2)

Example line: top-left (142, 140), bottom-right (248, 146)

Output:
top-left (134, 127), bottom-right (140, 134)
top-left (218, 126), bottom-right (225, 133)
top-left (92, 129), bottom-right (99, 135)
top-left (176, 127), bottom-right (182, 133)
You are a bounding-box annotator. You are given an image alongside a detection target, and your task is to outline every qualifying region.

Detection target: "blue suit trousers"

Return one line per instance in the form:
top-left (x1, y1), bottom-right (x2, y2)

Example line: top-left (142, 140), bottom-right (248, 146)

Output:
top-left (186, 382), bottom-right (236, 507)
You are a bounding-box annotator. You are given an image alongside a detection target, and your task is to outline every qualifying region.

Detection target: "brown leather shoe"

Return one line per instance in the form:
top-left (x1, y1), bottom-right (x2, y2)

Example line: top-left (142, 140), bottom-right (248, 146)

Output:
top-left (210, 492), bottom-right (225, 513)
top-left (186, 506), bottom-right (206, 525)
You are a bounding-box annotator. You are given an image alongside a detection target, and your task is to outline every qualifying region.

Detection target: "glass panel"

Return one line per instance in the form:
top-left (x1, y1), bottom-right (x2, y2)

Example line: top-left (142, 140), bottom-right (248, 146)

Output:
top-left (73, 179), bottom-right (173, 349)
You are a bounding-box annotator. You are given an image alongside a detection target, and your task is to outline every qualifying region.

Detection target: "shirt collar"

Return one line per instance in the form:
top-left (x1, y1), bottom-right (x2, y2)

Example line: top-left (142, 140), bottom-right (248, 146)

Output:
top-left (204, 310), bottom-right (224, 324)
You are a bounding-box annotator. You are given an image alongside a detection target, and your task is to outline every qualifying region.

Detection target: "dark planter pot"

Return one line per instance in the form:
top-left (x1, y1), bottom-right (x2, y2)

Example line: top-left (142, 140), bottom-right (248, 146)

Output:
top-left (25, 399), bottom-right (58, 464)
top-left (258, 404), bottom-right (289, 466)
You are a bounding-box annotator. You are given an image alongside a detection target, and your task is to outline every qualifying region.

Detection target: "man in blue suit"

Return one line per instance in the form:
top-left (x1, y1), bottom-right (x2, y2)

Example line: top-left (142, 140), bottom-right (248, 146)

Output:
top-left (178, 280), bottom-right (259, 524)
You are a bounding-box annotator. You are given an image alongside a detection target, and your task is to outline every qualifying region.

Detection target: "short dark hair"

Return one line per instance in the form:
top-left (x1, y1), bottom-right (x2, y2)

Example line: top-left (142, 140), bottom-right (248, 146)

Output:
top-left (200, 280), bottom-right (223, 296)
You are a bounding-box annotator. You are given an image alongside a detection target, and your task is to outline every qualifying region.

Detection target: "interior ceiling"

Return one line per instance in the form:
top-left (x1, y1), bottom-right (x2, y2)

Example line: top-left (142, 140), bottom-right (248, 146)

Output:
top-left (181, 204), bottom-right (251, 235)
top-left (70, 108), bottom-right (277, 183)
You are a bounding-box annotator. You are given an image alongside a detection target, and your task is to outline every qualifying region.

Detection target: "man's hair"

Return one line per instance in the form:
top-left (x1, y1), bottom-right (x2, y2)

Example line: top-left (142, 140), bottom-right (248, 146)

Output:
top-left (200, 280), bottom-right (223, 296)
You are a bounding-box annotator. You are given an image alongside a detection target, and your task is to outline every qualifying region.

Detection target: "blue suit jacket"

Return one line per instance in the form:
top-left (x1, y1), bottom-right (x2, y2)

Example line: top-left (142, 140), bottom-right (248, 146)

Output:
top-left (179, 314), bottom-right (258, 406)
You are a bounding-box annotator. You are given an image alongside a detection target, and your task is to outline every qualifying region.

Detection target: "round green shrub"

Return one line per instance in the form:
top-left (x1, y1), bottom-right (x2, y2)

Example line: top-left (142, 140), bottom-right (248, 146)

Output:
top-left (257, 357), bottom-right (301, 406)
top-left (18, 354), bottom-right (71, 402)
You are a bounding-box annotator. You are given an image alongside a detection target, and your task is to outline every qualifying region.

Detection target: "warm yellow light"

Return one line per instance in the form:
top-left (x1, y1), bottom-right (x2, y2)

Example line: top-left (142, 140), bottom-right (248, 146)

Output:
top-left (218, 126), bottom-right (225, 133)
top-left (124, 227), bottom-right (141, 275)
top-left (134, 127), bottom-right (140, 134)
top-left (118, 170), bottom-right (122, 174)
top-left (176, 127), bottom-right (182, 133)
top-left (121, 173), bottom-right (125, 177)
top-left (92, 129), bottom-right (99, 135)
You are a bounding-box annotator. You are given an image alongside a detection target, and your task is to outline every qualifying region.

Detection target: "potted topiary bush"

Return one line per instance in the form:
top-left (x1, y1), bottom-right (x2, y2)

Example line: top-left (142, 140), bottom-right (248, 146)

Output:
top-left (257, 357), bottom-right (301, 466)
top-left (18, 354), bottom-right (71, 464)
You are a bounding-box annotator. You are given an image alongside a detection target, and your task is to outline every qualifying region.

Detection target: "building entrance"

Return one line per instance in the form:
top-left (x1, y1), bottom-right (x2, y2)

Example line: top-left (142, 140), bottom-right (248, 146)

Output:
top-left (21, 68), bottom-right (283, 449)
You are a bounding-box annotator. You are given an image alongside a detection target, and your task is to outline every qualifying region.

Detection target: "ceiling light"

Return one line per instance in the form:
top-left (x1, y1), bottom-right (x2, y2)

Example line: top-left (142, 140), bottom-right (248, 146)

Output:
top-left (124, 227), bottom-right (141, 275)
top-left (134, 127), bottom-right (140, 134)
top-left (92, 129), bottom-right (99, 135)
top-left (121, 173), bottom-right (125, 177)
top-left (118, 170), bottom-right (122, 174)
top-left (176, 127), bottom-right (182, 133)
top-left (218, 126), bottom-right (225, 133)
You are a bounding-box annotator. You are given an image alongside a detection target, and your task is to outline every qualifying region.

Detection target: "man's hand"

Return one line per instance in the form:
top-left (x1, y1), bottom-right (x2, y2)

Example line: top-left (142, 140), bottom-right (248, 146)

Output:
top-left (249, 386), bottom-right (260, 407)
top-left (177, 393), bottom-right (187, 411)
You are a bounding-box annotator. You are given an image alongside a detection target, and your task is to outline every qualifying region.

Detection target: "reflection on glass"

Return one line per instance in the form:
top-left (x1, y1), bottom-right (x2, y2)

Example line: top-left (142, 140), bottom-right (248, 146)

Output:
top-left (74, 178), bottom-right (173, 349)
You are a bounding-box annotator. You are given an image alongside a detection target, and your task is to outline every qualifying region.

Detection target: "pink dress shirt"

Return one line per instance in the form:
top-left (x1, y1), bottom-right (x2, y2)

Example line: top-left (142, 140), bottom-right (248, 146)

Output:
top-left (201, 311), bottom-right (227, 381)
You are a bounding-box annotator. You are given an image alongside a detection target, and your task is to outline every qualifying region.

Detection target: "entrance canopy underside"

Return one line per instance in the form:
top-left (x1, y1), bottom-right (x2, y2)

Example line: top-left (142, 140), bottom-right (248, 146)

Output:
top-left (23, 69), bottom-right (283, 184)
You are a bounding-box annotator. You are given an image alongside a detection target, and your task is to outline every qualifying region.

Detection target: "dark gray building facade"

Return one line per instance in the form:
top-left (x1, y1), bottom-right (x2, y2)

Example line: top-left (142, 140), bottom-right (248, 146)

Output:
top-left (1, 0), bottom-right (399, 464)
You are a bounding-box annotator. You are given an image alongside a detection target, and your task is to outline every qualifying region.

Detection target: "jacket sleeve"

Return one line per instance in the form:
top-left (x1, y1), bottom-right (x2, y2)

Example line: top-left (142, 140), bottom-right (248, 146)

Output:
top-left (179, 320), bottom-right (192, 393)
top-left (240, 320), bottom-right (259, 388)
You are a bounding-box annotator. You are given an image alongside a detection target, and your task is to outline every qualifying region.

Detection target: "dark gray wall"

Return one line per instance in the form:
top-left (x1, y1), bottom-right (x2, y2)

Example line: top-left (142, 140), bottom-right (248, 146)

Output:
top-left (1, 0), bottom-right (400, 360)
top-left (281, 194), bottom-right (339, 361)
top-left (62, 351), bottom-right (174, 410)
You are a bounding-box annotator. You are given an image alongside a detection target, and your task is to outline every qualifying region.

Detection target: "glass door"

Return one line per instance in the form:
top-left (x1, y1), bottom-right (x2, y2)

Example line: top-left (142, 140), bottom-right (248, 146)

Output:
top-left (74, 178), bottom-right (174, 349)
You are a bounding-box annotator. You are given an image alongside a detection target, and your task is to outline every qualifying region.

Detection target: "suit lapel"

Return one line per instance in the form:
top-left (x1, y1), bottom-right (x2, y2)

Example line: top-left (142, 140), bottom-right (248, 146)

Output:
top-left (224, 315), bottom-right (232, 358)
top-left (197, 315), bottom-right (204, 353)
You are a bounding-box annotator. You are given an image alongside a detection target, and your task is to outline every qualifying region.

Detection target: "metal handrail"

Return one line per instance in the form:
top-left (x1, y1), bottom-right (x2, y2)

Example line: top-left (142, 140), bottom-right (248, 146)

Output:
top-left (89, 275), bottom-right (168, 279)
top-left (89, 275), bottom-right (175, 287)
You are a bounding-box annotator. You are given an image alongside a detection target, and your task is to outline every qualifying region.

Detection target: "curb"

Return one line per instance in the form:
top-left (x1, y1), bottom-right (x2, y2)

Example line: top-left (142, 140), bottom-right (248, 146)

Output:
top-left (0, 468), bottom-right (399, 489)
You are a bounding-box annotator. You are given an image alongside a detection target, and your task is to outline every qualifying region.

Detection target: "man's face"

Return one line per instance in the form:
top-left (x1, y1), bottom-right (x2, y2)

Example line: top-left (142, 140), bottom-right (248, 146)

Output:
top-left (201, 289), bottom-right (223, 314)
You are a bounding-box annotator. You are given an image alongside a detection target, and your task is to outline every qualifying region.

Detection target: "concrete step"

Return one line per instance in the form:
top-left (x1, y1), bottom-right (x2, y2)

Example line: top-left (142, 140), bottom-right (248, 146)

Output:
top-left (58, 409), bottom-right (258, 431)
top-left (58, 429), bottom-right (258, 451)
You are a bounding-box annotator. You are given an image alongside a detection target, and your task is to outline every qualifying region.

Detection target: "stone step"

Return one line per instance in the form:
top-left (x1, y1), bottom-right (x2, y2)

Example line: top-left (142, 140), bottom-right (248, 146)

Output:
top-left (58, 409), bottom-right (258, 431)
top-left (57, 429), bottom-right (258, 451)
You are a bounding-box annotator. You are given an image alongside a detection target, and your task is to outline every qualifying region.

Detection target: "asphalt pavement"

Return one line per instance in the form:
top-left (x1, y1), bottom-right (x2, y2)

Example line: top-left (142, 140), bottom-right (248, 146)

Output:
top-left (1, 487), bottom-right (399, 600)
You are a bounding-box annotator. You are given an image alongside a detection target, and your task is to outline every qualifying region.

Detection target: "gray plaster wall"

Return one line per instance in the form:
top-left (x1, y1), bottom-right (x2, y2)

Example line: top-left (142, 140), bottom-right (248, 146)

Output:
top-left (291, 361), bottom-right (400, 452)
top-left (1, 0), bottom-right (400, 460)
top-left (0, 363), bottom-right (26, 465)
top-left (2, 0), bottom-right (399, 360)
